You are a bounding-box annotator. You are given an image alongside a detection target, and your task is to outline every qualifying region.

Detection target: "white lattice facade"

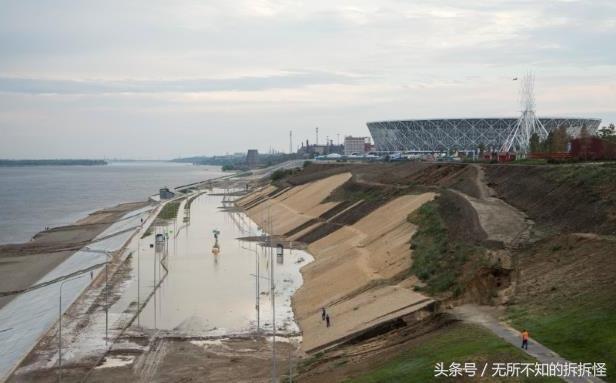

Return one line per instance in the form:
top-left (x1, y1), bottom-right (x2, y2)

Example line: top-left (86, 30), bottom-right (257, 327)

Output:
top-left (367, 118), bottom-right (601, 152)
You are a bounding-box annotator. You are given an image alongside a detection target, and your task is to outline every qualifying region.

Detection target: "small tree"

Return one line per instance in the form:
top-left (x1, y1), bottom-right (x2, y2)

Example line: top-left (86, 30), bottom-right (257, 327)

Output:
top-left (271, 169), bottom-right (287, 181)
top-left (529, 133), bottom-right (541, 153)
top-left (579, 124), bottom-right (591, 161)
top-left (598, 124), bottom-right (616, 142)
top-left (477, 143), bottom-right (486, 154)
top-left (549, 126), bottom-right (569, 152)
top-left (542, 131), bottom-right (554, 152)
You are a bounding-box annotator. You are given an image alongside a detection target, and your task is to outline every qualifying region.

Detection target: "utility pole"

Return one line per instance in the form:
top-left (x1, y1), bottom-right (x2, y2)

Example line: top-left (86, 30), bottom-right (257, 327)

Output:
top-left (289, 131), bottom-right (293, 154)
top-left (154, 240), bottom-right (157, 329)
top-left (58, 275), bottom-right (86, 382)
top-left (80, 247), bottom-right (112, 345)
top-left (269, 201), bottom-right (277, 383)
top-left (256, 241), bottom-right (260, 333)
top-left (59, 286), bottom-right (63, 382)
top-left (288, 349), bottom-right (293, 383)
top-left (137, 237), bottom-right (140, 327)
top-left (105, 255), bottom-right (108, 345)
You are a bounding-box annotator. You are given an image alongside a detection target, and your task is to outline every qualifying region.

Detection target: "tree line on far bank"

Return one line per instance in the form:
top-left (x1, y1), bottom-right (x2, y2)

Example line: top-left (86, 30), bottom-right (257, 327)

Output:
top-left (0, 159), bottom-right (107, 167)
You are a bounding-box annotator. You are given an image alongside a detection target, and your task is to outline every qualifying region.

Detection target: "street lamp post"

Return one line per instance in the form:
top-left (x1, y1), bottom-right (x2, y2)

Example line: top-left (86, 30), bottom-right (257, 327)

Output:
top-left (272, 244), bottom-right (284, 383)
top-left (256, 245), bottom-right (260, 333)
top-left (105, 254), bottom-right (108, 345)
top-left (58, 275), bottom-right (85, 382)
top-left (137, 237), bottom-right (141, 327)
top-left (268, 202), bottom-right (277, 383)
top-left (83, 247), bottom-right (112, 345)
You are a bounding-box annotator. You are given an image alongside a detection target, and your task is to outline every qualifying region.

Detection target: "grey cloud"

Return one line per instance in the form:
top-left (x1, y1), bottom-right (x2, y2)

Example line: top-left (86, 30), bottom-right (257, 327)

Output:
top-left (0, 71), bottom-right (357, 94)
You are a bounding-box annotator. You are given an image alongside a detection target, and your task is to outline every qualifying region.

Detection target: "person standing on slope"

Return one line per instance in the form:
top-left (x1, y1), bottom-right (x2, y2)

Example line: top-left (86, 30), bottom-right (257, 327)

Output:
top-left (521, 329), bottom-right (529, 350)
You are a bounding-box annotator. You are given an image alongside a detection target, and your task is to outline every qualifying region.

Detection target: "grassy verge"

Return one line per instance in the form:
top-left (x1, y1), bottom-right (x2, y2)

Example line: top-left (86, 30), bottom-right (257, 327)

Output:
top-left (185, 192), bottom-right (203, 211)
top-left (345, 323), bottom-right (559, 383)
top-left (141, 200), bottom-right (183, 238)
top-left (512, 158), bottom-right (549, 165)
top-left (325, 179), bottom-right (412, 204)
top-left (157, 200), bottom-right (182, 220)
top-left (546, 163), bottom-right (616, 203)
top-left (508, 294), bottom-right (616, 382)
top-left (407, 200), bottom-right (484, 295)
top-left (141, 227), bottom-right (153, 238)
top-left (271, 167), bottom-right (302, 182)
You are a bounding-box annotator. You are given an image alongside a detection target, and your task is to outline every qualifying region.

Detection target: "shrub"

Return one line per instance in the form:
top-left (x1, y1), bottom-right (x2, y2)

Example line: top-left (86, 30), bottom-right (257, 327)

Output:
top-left (408, 200), bottom-right (484, 294)
top-left (271, 169), bottom-right (288, 181)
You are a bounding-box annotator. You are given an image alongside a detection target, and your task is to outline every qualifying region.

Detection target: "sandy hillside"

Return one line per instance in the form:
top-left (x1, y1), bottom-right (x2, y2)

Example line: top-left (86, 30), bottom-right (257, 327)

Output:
top-left (238, 172), bottom-right (351, 235)
top-left (239, 176), bottom-right (437, 351)
top-left (294, 193), bottom-right (436, 351)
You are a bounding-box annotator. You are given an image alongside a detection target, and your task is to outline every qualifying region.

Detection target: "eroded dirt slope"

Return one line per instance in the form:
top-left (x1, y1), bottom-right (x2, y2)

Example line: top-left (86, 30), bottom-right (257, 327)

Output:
top-left (484, 164), bottom-right (616, 235)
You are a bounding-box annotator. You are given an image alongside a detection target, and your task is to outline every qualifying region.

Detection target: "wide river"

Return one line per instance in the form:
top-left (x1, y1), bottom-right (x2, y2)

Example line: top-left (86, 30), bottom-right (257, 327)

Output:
top-left (0, 161), bottom-right (225, 244)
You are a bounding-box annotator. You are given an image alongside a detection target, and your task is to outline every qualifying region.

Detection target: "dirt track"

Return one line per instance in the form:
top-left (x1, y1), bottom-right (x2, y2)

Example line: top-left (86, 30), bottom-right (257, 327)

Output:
top-left (450, 165), bottom-right (531, 248)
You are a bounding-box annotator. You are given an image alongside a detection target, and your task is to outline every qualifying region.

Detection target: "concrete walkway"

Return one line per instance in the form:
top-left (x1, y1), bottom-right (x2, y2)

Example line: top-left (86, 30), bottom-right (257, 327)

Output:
top-left (452, 304), bottom-right (606, 383)
top-left (0, 206), bottom-right (155, 382)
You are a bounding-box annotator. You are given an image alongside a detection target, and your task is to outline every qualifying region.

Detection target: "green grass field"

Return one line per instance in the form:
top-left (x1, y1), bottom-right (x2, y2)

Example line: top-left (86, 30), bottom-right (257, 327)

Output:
top-left (157, 200), bottom-right (182, 220)
top-left (407, 200), bottom-right (484, 295)
top-left (508, 293), bottom-right (616, 382)
top-left (345, 323), bottom-right (559, 383)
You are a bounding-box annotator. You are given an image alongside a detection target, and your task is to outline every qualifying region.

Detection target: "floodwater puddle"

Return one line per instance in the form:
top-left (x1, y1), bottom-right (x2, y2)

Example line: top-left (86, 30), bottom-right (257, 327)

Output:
top-left (95, 355), bottom-right (135, 369)
top-left (125, 190), bottom-right (312, 337)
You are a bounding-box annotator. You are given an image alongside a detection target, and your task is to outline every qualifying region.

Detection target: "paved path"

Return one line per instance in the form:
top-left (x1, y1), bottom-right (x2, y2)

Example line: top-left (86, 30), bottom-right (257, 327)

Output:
top-left (452, 304), bottom-right (606, 383)
top-left (0, 206), bottom-right (154, 382)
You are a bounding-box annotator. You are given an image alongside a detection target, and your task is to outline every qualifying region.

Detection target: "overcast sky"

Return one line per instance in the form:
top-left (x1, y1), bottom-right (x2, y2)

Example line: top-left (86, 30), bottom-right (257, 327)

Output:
top-left (1, 0), bottom-right (615, 159)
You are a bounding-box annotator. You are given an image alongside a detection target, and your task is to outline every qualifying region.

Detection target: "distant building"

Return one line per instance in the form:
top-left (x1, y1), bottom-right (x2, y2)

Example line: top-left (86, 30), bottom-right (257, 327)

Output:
top-left (297, 140), bottom-right (343, 157)
top-left (344, 136), bottom-right (371, 155)
top-left (160, 187), bottom-right (175, 199)
top-left (246, 149), bottom-right (259, 169)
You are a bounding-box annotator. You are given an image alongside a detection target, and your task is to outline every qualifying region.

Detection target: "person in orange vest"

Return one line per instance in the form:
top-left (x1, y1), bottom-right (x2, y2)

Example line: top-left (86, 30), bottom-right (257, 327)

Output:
top-left (521, 329), bottom-right (529, 350)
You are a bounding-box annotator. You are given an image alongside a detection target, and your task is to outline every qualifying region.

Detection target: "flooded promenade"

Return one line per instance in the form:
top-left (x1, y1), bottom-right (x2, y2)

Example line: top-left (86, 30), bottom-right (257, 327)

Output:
top-left (134, 190), bottom-right (311, 336)
top-left (7, 188), bottom-right (312, 382)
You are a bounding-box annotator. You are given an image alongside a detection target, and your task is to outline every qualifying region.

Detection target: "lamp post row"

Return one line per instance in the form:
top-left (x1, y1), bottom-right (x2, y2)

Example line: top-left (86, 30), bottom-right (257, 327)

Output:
top-left (59, 214), bottom-right (148, 382)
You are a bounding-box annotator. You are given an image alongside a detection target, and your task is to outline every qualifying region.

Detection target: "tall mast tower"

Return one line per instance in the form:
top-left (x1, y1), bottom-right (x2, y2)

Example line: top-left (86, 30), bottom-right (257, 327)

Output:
top-left (500, 72), bottom-right (548, 154)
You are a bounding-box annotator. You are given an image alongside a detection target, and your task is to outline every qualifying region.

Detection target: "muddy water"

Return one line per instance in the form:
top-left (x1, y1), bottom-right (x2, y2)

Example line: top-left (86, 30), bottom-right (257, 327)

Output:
top-left (126, 191), bottom-right (312, 336)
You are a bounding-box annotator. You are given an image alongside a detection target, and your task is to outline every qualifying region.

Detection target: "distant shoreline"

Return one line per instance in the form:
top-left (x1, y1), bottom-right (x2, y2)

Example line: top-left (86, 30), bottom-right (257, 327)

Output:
top-left (0, 159), bottom-right (107, 167)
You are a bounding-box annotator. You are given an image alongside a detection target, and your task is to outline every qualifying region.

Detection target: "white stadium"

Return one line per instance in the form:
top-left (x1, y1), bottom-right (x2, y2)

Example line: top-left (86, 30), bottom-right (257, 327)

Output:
top-left (367, 117), bottom-right (601, 153)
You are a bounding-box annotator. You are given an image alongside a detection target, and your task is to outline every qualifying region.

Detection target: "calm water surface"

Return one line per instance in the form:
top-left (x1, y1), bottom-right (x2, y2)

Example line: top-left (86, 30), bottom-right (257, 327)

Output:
top-left (0, 162), bottom-right (224, 244)
top-left (127, 191), bottom-right (310, 336)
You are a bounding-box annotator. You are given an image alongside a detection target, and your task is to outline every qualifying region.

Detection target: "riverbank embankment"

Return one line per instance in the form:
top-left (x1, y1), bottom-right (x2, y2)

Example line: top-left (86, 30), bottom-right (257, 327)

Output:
top-left (0, 201), bottom-right (150, 310)
top-left (236, 172), bottom-right (437, 352)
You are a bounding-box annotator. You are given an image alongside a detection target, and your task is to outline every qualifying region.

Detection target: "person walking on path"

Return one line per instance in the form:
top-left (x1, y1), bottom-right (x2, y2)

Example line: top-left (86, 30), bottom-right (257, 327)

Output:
top-left (321, 307), bottom-right (326, 321)
top-left (325, 314), bottom-right (331, 328)
top-left (521, 329), bottom-right (529, 350)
